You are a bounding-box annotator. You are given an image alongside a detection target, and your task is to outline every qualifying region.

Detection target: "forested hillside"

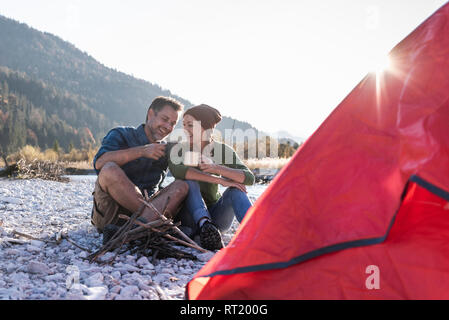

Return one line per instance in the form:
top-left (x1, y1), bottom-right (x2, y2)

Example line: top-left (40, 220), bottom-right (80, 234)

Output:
top-left (0, 14), bottom-right (260, 158)
top-left (0, 66), bottom-right (105, 158)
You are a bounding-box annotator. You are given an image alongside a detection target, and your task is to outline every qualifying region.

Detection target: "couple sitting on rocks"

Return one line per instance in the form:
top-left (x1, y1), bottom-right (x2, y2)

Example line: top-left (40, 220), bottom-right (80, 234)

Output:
top-left (91, 96), bottom-right (254, 251)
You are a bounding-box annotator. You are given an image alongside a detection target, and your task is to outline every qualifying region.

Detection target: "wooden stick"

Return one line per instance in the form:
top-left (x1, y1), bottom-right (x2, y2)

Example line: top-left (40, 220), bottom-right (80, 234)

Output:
top-left (137, 197), bottom-right (209, 251)
top-left (89, 205), bottom-right (146, 262)
top-left (12, 229), bottom-right (92, 253)
top-left (12, 230), bottom-right (56, 244)
top-left (118, 214), bottom-right (208, 253)
top-left (62, 235), bottom-right (92, 253)
top-left (118, 214), bottom-right (166, 229)
top-left (162, 233), bottom-right (208, 253)
top-left (138, 198), bottom-right (164, 219)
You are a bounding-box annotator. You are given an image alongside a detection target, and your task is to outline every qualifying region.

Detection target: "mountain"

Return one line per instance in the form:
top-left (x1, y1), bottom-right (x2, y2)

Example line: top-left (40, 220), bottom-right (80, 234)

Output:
top-left (0, 66), bottom-right (104, 156)
top-left (0, 14), bottom-right (259, 155)
top-left (271, 131), bottom-right (304, 146)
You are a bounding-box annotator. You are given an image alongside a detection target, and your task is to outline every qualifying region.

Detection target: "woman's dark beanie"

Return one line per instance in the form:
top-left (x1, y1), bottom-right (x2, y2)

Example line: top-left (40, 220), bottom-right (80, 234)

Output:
top-left (183, 104), bottom-right (222, 129)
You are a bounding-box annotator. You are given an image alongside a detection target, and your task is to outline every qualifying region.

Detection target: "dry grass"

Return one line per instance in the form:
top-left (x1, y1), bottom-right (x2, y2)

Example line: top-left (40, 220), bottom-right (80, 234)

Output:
top-left (1, 146), bottom-right (292, 172)
top-left (244, 157), bottom-right (291, 170)
top-left (63, 161), bottom-right (92, 170)
top-left (2, 145), bottom-right (96, 180)
top-left (6, 145), bottom-right (96, 168)
top-left (60, 148), bottom-right (96, 163)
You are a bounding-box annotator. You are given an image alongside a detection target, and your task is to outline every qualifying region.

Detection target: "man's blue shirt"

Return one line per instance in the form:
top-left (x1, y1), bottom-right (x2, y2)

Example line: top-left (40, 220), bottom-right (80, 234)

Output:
top-left (93, 124), bottom-right (168, 196)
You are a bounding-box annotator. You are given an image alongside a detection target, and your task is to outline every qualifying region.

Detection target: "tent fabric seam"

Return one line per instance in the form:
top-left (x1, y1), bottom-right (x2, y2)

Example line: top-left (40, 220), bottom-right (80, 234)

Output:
top-left (195, 175), bottom-right (448, 280)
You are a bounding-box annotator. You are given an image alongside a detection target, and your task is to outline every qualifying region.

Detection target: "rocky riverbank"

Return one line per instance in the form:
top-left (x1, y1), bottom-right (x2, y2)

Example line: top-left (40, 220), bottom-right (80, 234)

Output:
top-left (0, 177), bottom-right (261, 300)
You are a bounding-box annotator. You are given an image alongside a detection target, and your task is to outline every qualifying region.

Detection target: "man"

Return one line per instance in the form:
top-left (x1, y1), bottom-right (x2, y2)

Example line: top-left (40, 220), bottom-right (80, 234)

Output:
top-left (91, 96), bottom-right (189, 244)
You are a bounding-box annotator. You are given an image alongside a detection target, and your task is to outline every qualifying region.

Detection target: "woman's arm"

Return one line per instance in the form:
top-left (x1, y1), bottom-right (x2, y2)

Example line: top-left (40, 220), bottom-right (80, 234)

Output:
top-left (185, 167), bottom-right (222, 184)
top-left (185, 167), bottom-right (247, 193)
top-left (198, 163), bottom-right (246, 184)
top-left (167, 142), bottom-right (250, 192)
top-left (197, 143), bottom-right (255, 185)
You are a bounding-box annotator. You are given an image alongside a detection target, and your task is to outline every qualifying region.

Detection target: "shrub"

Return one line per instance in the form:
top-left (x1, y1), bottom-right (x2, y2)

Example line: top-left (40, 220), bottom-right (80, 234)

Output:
top-left (43, 149), bottom-right (59, 162)
top-left (9, 145), bottom-right (44, 162)
top-left (60, 147), bottom-right (96, 163)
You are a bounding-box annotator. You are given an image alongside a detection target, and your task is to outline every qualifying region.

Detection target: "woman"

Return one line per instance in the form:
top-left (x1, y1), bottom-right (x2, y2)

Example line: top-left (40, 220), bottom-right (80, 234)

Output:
top-left (168, 104), bottom-right (255, 250)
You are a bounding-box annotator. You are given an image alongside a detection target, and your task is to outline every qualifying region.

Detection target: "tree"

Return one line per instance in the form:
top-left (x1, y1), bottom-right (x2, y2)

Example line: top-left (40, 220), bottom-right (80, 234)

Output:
top-left (0, 145), bottom-right (8, 167)
top-left (53, 139), bottom-right (60, 153)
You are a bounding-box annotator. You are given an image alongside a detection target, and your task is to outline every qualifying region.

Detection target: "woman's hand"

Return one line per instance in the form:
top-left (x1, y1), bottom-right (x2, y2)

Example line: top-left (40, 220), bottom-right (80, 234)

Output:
top-left (198, 155), bottom-right (221, 175)
top-left (219, 179), bottom-right (247, 194)
top-left (198, 162), bottom-right (220, 175)
top-left (200, 155), bottom-right (214, 164)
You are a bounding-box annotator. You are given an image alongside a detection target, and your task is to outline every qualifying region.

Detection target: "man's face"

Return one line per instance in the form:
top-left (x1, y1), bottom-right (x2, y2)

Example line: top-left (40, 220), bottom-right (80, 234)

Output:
top-left (146, 105), bottom-right (180, 142)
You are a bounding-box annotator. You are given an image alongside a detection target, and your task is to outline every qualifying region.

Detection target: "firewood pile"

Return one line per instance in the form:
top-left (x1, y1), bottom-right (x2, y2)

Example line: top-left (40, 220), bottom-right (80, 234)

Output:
top-left (88, 194), bottom-right (209, 265)
top-left (15, 159), bottom-right (69, 182)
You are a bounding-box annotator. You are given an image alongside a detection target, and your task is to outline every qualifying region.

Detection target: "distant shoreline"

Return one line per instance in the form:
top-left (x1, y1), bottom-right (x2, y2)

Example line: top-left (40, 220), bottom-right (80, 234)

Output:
top-left (1, 160), bottom-right (281, 185)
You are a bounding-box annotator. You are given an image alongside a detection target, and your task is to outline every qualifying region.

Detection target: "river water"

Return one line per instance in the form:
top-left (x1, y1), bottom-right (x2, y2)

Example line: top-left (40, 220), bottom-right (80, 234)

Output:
top-left (65, 175), bottom-right (268, 204)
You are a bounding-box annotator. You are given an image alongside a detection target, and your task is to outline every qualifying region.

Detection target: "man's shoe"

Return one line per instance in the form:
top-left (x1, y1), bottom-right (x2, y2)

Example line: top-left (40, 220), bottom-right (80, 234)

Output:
top-left (102, 224), bottom-right (120, 245)
top-left (199, 221), bottom-right (224, 251)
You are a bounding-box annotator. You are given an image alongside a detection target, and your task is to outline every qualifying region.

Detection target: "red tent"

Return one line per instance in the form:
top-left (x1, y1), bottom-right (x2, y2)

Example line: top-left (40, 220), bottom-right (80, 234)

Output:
top-left (187, 2), bottom-right (449, 300)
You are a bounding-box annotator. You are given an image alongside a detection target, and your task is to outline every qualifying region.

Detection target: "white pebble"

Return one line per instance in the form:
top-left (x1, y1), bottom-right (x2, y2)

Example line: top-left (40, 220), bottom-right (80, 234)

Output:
top-left (85, 286), bottom-right (108, 300)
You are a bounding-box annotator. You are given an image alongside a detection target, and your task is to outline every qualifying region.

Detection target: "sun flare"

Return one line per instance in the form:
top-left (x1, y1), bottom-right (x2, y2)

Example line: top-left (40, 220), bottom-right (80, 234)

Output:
top-left (371, 54), bottom-right (392, 76)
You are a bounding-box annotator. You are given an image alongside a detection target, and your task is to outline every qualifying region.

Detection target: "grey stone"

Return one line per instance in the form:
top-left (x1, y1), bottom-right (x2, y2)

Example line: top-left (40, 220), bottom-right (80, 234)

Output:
top-left (136, 256), bottom-right (149, 267)
top-left (115, 285), bottom-right (139, 300)
top-left (30, 240), bottom-right (46, 248)
top-left (27, 261), bottom-right (52, 275)
top-left (196, 251), bottom-right (215, 262)
top-left (85, 272), bottom-right (104, 287)
top-left (26, 245), bottom-right (41, 253)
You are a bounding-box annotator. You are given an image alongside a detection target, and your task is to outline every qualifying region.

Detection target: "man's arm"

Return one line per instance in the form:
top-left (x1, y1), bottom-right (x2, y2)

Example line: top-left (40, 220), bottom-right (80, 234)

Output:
top-left (95, 144), bottom-right (166, 171)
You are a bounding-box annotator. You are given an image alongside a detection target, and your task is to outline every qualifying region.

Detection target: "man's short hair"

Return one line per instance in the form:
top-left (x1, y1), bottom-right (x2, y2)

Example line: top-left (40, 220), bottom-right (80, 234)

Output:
top-left (147, 96), bottom-right (184, 121)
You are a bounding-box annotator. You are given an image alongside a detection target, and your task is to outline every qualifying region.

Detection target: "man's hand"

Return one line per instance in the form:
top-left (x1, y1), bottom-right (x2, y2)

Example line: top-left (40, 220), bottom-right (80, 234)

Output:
top-left (95, 143), bottom-right (167, 171)
top-left (141, 144), bottom-right (166, 160)
top-left (219, 179), bottom-right (247, 194)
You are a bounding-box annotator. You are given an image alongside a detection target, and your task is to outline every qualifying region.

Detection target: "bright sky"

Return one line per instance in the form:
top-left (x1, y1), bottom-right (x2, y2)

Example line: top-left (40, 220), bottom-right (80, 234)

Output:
top-left (0, 0), bottom-right (447, 139)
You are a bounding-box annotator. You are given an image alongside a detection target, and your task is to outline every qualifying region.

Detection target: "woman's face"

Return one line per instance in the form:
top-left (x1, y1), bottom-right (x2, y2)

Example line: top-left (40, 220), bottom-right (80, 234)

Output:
top-left (183, 114), bottom-right (203, 146)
